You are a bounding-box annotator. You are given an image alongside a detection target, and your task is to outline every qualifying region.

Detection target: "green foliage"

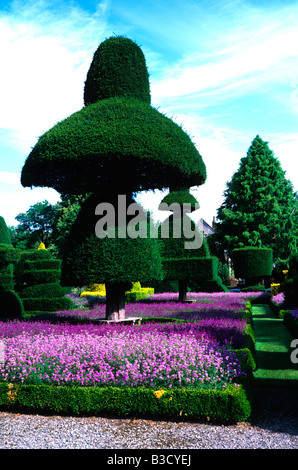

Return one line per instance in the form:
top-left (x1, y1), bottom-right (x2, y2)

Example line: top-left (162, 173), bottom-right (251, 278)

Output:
top-left (51, 193), bottom-right (89, 258)
top-left (0, 243), bottom-right (22, 317)
top-left (162, 256), bottom-right (218, 282)
top-left (84, 36), bottom-right (151, 105)
top-left (158, 190), bottom-right (223, 295)
top-left (125, 282), bottom-right (154, 302)
top-left (0, 383), bottom-right (251, 423)
top-left (62, 194), bottom-right (163, 287)
top-left (0, 286), bottom-right (24, 320)
top-left (19, 282), bottom-right (68, 299)
top-left (15, 248), bottom-right (71, 314)
top-left (232, 247), bottom-right (273, 281)
top-left (13, 200), bottom-right (57, 249)
top-left (241, 284), bottom-right (266, 292)
top-left (0, 264), bottom-right (14, 290)
top-left (0, 217), bottom-right (11, 245)
top-left (0, 244), bottom-right (20, 266)
top-left (217, 261), bottom-right (230, 286)
top-left (213, 136), bottom-right (297, 261)
top-left (160, 188), bottom-right (199, 212)
top-left (21, 97), bottom-right (206, 194)
top-left (283, 310), bottom-right (298, 337)
top-left (21, 297), bottom-right (72, 313)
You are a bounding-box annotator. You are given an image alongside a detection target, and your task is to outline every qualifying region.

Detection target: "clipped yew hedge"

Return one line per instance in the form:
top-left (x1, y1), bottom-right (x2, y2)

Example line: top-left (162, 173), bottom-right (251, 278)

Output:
top-left (0, 382), bottom-right (251, 423)
top-left (232, 247), bottom-right (273, 280)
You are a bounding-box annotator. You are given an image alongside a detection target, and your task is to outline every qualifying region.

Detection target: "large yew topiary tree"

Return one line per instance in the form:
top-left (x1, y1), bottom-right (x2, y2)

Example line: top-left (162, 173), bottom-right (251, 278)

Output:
top-left (21, 36), bottom-right (207, 320)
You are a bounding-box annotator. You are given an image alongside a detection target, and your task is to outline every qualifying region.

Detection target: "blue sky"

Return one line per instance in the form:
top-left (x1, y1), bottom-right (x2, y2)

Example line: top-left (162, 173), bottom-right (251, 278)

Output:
top-left (0, 0), bottom-right (298, 227)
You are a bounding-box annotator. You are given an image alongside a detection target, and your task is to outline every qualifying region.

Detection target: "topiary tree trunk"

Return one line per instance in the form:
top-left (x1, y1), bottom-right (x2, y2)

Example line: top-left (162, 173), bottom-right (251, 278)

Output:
top-left (105, 282), bottom-right (126, 320)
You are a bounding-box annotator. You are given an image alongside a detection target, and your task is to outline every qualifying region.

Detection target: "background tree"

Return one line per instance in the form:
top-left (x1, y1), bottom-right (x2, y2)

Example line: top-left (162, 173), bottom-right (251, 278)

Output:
top-left (51, 193), bottom-right (89, 258)
top-left (11, 200), bottom-right (57, 250)
top-left (212, 135), bottom-right (297, 262)
top-left (21, 36), bottom-right (207, 320)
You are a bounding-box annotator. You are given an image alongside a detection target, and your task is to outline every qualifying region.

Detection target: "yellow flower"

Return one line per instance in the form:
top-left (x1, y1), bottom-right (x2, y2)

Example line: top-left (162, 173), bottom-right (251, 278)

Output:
top-left (154, 390), bottom-right (165, 399)
top-left (38, 242), bottom-right (46, 250)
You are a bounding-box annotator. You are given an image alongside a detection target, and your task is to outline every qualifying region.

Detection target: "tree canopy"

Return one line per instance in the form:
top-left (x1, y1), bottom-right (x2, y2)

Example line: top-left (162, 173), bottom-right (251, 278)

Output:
top-left (11, 200), bottom-right (56, 250)
top-left (212, 135), bottom-right (297, 262)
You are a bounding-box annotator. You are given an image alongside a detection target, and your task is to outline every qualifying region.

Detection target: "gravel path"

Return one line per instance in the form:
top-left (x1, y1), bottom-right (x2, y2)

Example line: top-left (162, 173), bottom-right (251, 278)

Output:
top-left (0, 388), bottom-right (297, 450)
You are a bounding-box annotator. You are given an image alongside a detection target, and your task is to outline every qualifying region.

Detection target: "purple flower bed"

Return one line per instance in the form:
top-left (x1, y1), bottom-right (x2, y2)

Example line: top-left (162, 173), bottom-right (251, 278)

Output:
top-left (289, 309), bottom-right (298, 321)
top-left (62, 291), bottom-right (254, 322)
top-left (0, 292), bottom-right (252, 391)
top-left (0, 320), bottom-right (244, 390)
top-left (271, 292), bottom-right (285, 306)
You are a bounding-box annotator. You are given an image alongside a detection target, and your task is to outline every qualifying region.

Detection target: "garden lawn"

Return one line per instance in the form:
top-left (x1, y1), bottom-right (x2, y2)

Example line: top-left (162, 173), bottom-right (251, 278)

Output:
top-left (252, 304), bottom-right (298, 388)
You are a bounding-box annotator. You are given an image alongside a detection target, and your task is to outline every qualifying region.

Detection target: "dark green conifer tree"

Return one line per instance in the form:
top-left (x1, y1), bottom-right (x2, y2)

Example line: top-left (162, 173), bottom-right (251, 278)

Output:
top-left (212, 135), bottom-right (297, 262)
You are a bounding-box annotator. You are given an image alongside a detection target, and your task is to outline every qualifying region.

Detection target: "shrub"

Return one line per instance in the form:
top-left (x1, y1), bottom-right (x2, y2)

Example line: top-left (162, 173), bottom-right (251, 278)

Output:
top-left (80, 283), bottom-right (106, 297)
top-left (0, 264), bottom-right (14, 291)
top-left (61, 194), bottom-right (163, 287)
top-left (15, 249), bottom-right (71, 315)
top-left (0, 216), bottom-right (11, 245)
top-left (19, 282), bottom-right (68, 299)
top-left (21, 297), bottom-right (73, 313)
top-left (241, 284), bottom-right (266, 292)
top-left (0, 286), bottom-right (24, 320)
top-left (232, 247), bottom-right (273, 284)
top-left (125, 282), bottom-right (154, 302)
top-left (0, 383), bottom-right (251, 423)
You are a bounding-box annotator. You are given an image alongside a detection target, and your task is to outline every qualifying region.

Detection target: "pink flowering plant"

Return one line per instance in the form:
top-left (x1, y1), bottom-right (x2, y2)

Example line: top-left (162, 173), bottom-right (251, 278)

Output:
top-left (0, 292), bottom-right (253, 391)
top-left (0, 321), bottom-right (244, 390)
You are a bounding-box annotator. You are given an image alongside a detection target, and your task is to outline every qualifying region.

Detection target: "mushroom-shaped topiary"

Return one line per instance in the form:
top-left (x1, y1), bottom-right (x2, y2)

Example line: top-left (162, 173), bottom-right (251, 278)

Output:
top-left (21, 37), bottom-right (206, 194)
top-left (20, 36), bottom-right (207, 320)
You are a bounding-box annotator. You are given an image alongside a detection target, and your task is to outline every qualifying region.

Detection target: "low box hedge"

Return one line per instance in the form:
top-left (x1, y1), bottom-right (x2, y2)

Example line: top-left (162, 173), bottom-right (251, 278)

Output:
top-left (162, 256), bottom-right (218, 281)
top-left (21, 296), bottom-right (73, 313)
top-left (0, 382), bottom-right (251, 423)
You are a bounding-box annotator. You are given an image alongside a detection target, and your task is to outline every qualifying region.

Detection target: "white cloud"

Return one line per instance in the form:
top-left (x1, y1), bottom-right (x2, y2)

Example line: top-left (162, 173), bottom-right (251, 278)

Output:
top-left (151, 4), bottom-right (298, 104)
top-left (0, 1), bottom-right (108, 152)
top-left (0, 171), bottom-right (20, 185)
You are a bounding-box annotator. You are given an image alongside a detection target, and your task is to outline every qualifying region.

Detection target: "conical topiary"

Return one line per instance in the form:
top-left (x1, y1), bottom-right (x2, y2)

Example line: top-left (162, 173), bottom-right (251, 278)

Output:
top-left (0, 216), bottom-right (24, 319)
top-left (61, 193), bottom-right (162, 319)
top-left (158, 189), bottom-right (221, 301)
top-left (0, 216), bottom-right (11, 245)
